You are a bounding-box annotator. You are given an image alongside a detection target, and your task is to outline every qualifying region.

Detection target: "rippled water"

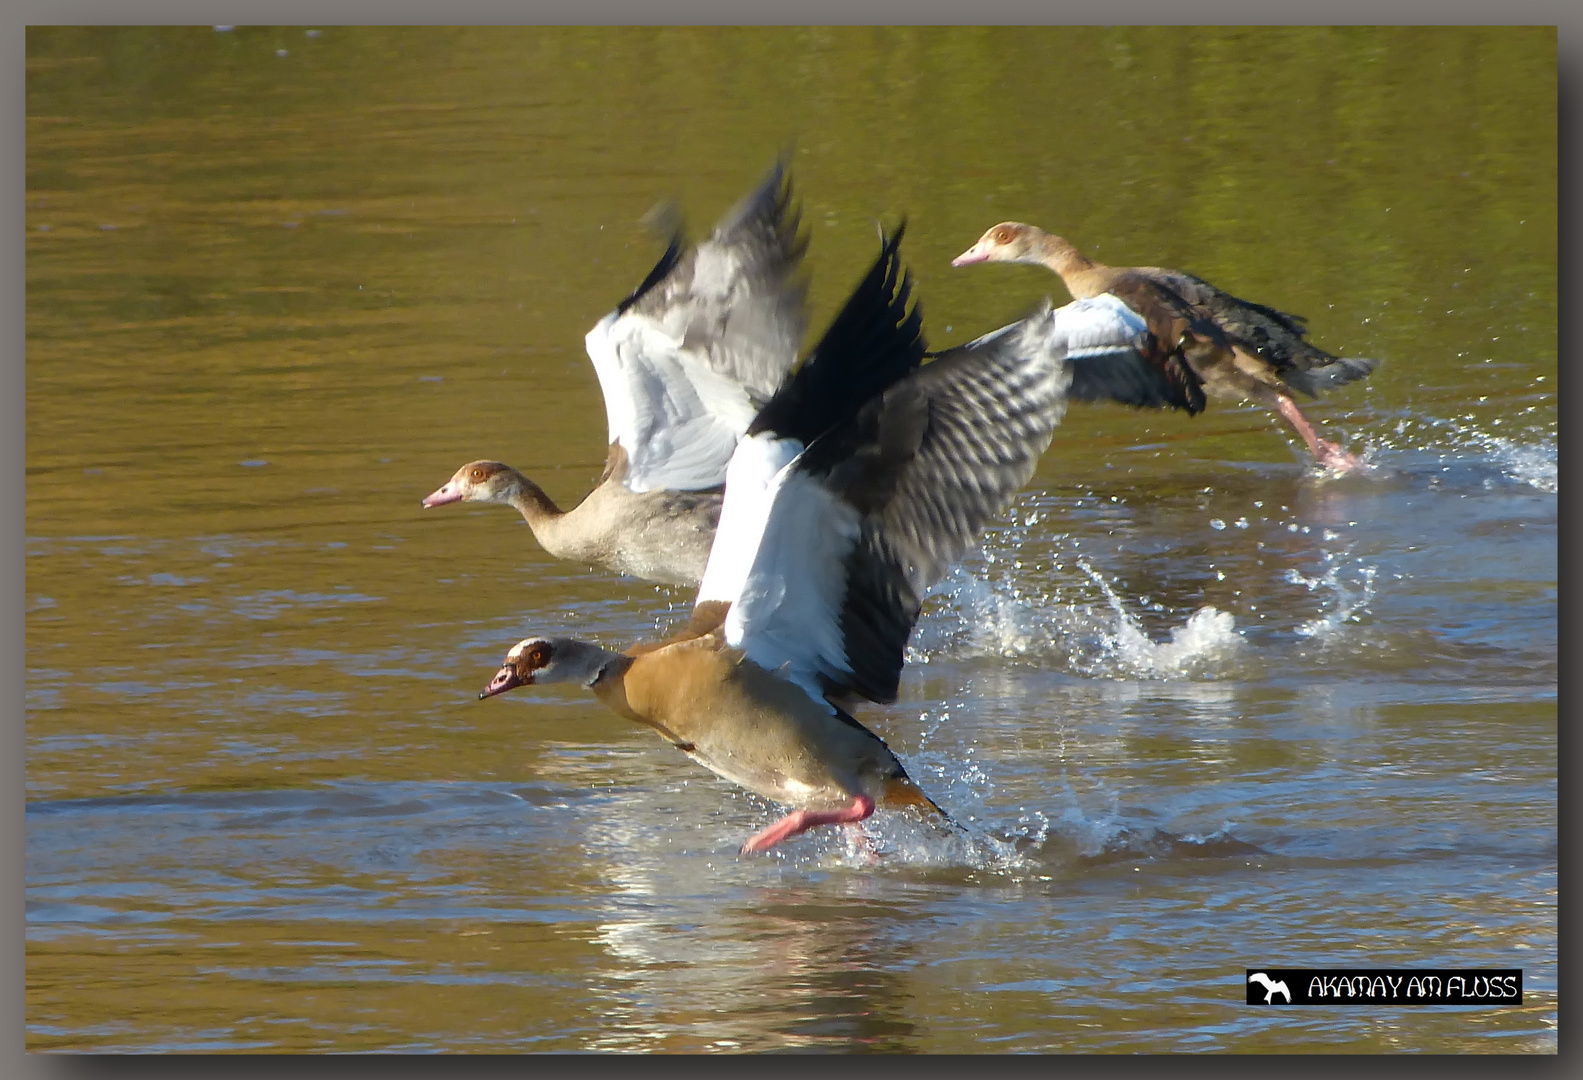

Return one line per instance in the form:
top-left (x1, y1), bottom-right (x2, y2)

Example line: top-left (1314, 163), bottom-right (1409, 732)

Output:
top-left (26, 26), bottom-right (1555, 1052)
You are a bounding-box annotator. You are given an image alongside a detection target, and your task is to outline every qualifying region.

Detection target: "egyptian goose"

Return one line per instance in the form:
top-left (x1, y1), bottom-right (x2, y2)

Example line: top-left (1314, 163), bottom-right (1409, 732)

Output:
top-left (952, 222), bottom-right (1378, 472)
top-left (422, 162), bottom-right (809, 586)
top-left (478, 227), bottom-right (1079, 853)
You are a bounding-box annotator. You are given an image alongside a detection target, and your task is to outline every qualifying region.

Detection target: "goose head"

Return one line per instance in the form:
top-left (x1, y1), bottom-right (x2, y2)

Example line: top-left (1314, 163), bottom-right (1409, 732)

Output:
top-left (951, 221), bottom-right (1045, 266)
top-left (479, 637), bottom-right (618, 699)
top-left (421, 460), bottom-right (523, 508)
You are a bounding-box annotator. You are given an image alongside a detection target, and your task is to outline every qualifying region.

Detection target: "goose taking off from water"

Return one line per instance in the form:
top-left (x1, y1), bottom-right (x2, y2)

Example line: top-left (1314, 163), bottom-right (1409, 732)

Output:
top-left (479, 227), bottom-right (1077, 853)
top-left (952, 221), bottom-right (1378, 473)
top-left (422, 161), bottom-right (808, 586)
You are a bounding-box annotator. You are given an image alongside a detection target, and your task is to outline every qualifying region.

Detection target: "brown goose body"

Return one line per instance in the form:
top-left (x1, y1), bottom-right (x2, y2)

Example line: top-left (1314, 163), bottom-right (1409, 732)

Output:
top-left (477, 227), bottom-right (1070, 854)
top-left (953, 222), bottom-right (1376, 471)
top-left (422, 451), bottom-right (719, 587)
top-left (422, 162), bottom-right (807, 586)
top-left (487, 622), bottom-right (934, 820)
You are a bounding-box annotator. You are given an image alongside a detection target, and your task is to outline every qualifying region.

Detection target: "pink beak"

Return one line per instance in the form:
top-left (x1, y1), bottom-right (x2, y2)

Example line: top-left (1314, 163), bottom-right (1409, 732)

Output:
top-left (421, 482), bottom-right (463, 508)
top-left (479, 664), bottom-right (527, 700)
top-left (951, 246), bottom-right (991, 267)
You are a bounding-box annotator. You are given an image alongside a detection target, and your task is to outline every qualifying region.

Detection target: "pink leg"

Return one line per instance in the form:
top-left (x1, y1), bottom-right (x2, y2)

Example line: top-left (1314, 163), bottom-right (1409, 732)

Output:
top-left (1270, 393), bottom-right (1365, 473)
top-left (740, 795), bottom-right (875, 854)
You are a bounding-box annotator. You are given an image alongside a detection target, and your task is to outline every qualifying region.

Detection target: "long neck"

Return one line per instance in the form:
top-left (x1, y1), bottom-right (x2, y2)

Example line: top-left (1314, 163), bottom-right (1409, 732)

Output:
top-left (588, 651), bottom-right (639, 713)
top-left (503, 473), bottom-right (566, 533)
top-left (508, 471), bottom-right (625, 566)
top-left (1032, 231), bottom-right (1100, 289)
top-left (552, 639), bottom-right (629, 690)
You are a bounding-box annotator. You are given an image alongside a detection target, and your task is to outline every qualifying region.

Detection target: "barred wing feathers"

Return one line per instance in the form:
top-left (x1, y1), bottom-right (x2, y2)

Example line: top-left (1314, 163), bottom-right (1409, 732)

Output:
top-left (697, 224), bottom-right (921, 614)
top-left (728, 305), bottom-right (1069, 707)
top-left (584, 162), bottom-right (809, 493)
top-left (1141, 266), bottom-right (1377, 398)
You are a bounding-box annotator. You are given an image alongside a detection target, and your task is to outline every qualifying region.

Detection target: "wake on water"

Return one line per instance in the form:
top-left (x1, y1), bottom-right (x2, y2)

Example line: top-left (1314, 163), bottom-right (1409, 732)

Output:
top-left (647, 406), bottom-right (1552, 872)
top-left (908, 542), bottom-right (1249, 682)
top-left (1350, 407), bottom-right (1556, 493)
top-left (846, 407), bottom-right (1553, 871)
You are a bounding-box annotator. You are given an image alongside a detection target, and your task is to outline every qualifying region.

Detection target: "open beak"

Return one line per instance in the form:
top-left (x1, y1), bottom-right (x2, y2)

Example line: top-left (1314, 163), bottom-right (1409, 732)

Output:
top-left (479, 664), bottom-right (528, 700)
top-left (421, 482), bottom-right (463, 509)
top-left (951, 246), bottom-right (990, 267)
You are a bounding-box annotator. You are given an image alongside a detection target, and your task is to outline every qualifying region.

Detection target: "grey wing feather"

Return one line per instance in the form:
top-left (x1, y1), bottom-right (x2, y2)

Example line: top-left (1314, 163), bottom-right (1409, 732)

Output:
top-left (866, 307), bottom-right (1070, 593)
top-left (625, 162), bottom-right (809, 406)
top-left (1141, 266), bottom-right (1376, 395)
top-left (798, 307), bottom-right (1070, 703)
top-left (951, 295), bottom-right (1186, 411)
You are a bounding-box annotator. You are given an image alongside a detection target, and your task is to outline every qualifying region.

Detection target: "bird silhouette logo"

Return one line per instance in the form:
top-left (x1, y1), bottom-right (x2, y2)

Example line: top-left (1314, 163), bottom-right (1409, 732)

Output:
top-left (1248, 972), bottom-right (1292, 1003)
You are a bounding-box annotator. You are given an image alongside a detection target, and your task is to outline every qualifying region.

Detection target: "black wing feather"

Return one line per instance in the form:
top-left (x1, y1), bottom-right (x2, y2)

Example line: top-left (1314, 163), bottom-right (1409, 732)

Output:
top-left (796, 312), bottom-right (1068, 703)
top-left (1066, 348), bottom-right (1203, 412)
top-left (616, 233), bottom-right (686, 316)
top-left (748, 223), bottom-right (924, 444)
top-left (1145, 267), bottom-right (1375, 396)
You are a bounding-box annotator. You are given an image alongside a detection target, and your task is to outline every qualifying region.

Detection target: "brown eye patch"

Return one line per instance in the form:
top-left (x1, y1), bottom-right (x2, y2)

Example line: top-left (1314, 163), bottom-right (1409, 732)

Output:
top-left (994, 226), bottom-right (1014, 243)
top-left (470, 467), bottom-right (487, 481)
top-left (528, 644), bottom-right (550, 666)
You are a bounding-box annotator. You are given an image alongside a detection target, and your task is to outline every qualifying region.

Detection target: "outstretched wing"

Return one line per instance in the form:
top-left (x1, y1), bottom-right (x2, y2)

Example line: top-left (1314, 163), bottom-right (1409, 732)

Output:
top-left (583, 162), bottom-right (809, 493)
top-left (696, 224), bottom-right (921, 613)
top-left (725, 303), bottom-right (1070, 706)
top-left (622, 161), bottom-right (809, 402)
top-left (1140, 265), bottom-right (1378, 396)
top-left (950, 294), bottom-right (1201, 413)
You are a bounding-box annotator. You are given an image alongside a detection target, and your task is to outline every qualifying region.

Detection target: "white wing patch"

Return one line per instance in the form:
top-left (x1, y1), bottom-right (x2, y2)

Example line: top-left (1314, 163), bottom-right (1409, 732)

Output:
top-left (955, 294), bottom-right (1145, 361)
top-left (723, 469), bottom-right (861, 708)
top-left (584, 312), bottom-right (762, 493)
top-left (694, 431), bottom-right (861, 709)
top-left (1051, 294), bottom-right (1150, 359)
top-left (695, 432), bottom-right (803, 606)
top-left (585, 311), bottom-right (636, 446)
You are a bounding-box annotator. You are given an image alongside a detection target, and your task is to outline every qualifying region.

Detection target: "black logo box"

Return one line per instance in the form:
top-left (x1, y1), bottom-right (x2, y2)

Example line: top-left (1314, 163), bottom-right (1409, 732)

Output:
top-left (1246, 969), bottom-right (1522, 1005)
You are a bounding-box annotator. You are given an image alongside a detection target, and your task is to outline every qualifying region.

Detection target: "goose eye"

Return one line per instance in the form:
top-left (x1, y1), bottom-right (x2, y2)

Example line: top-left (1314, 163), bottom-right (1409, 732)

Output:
top-left (994, 227), bottom-right (1013, 243)
top-left (470, 468), bottom-right (485, 481)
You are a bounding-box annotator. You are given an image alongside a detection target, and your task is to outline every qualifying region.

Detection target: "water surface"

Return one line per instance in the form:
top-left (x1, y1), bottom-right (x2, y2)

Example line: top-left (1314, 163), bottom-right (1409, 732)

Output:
top-left (26, 26), bottom-right (1556, 1052)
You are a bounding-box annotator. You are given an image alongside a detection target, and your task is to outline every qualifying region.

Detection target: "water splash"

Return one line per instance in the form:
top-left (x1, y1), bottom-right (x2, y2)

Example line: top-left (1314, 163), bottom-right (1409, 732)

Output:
top-left (913, 556), bottom-right (1245, 681)
top-left (1286, 556), bottom-right (1379, 641)
top-left (1072, 561), bottom-right (1244, 678)
top-left (810, 775), bottom-right (1260, 876)
top-left (1366, 409), bottom-right (1556, 493)
top-left (819, 812), bottom-right (1034, 874)
top-left (1481, 431), bottom-right (1558, 493)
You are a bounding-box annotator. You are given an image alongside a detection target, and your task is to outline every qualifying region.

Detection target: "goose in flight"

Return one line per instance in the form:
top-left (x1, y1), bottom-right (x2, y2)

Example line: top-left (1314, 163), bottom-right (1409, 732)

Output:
top-left (422, 162), bottom-right (808, 585)
top-left (478, 227), bottom-right (1114, 853)
top-left (952, 222), bottom-right (1377, 472)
